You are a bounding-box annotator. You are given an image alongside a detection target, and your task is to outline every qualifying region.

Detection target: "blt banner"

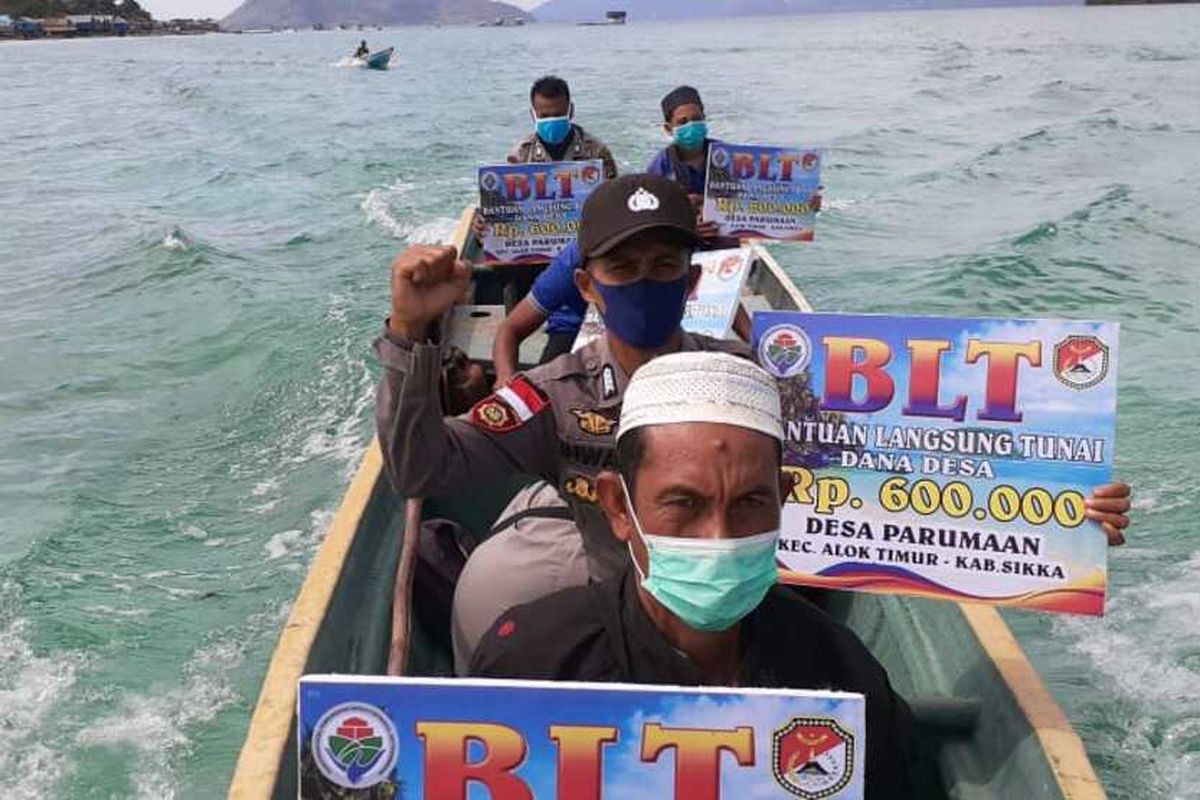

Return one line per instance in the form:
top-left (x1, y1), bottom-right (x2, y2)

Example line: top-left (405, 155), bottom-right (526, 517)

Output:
top-left (478, 161), bottom-right (605, 263)
top-left (753, 312), bottom-right (1119, 616)
top-left (299, 675), bottom-right (866, 799)
top-left (702, 144), bottom-right (821, 241)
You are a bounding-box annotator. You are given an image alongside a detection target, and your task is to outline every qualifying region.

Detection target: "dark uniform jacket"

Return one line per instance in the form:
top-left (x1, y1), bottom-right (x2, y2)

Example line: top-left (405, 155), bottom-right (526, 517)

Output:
top-left (374, 331), bottom-right (748, 580)
top-left (508, 124), bottom-right (619, 180)
top-left (471, 569), bottom-right (917, 799)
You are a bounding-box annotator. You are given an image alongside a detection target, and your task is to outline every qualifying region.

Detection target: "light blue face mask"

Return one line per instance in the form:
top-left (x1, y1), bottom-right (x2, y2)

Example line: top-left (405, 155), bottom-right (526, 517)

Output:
top-left (622, 477), bottom-right (780, 632)
top-left (535, 115), bottom-right (572, 146)
top-left (672, 119), bottom-right (708, 152)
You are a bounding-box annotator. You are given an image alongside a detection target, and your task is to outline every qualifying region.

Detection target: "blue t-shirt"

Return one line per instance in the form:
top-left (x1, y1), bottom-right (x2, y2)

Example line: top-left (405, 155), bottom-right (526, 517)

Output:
top-left (528, 239), bottom-right (586, 334)
top-left (645, 141), bottom-right (716, 195)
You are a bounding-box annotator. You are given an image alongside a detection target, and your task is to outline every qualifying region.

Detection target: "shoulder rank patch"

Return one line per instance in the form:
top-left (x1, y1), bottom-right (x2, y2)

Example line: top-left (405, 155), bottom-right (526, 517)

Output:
top-left (601, 364), bottom-right (618, 400)
top-left (469, 376), bottom-right (549, 433)
top-left (571, 408), bottom-right (615, 437)
top-left (562, 474), bottom-right (598, 504)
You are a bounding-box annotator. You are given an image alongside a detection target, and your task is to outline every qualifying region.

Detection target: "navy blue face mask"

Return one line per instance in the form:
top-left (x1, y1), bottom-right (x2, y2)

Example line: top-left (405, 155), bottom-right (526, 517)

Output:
top-left (592, 273), bottom-right (689, 349)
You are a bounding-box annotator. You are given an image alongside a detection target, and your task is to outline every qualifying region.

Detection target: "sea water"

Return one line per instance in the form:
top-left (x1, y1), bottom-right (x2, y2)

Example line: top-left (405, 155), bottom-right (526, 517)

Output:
top-left (0, 7), bottom-right (1198, 797)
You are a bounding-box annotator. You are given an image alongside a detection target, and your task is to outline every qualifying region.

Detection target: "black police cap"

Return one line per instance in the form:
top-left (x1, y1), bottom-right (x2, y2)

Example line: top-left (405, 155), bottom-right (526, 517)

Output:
top-left (578, 174), bottom-right (699, 259)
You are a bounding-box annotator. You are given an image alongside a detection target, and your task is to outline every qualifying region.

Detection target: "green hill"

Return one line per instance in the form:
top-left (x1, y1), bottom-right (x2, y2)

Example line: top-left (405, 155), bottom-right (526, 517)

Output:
top-left (0, 0), bottom-right (152, 19)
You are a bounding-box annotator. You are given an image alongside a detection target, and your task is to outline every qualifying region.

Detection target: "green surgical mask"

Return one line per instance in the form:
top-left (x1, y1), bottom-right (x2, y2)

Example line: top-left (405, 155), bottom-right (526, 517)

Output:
top-left (621, 477), bottom-right (780, 632)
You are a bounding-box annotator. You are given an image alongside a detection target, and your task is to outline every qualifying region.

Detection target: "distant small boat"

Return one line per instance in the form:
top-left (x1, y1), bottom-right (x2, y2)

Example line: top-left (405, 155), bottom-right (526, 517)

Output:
top-left (579, 10), bottom-right (626, 25)
top-left (364, 47), bottom-right (393, 70)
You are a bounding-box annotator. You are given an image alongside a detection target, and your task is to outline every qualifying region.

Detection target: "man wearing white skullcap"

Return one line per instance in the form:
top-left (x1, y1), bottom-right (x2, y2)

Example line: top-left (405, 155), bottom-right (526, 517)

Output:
top-left (471, 352), bottom-right (918, 797)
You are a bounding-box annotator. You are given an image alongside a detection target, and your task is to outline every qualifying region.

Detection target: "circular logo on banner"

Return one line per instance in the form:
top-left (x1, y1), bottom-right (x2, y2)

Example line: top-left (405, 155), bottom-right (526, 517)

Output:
top-left (718, 255), bottom-right (742, 281)
top-left (758, 324), bottom-right (812, 378)
top-left (311, 702), bottom-right (399, 790)
top-left (711, 147), bottom-right (730, 169)
top-left (480, 171), bottom-right (500, 192)
top-left (581, 164), bottom-right (601, 184)
top-left (802, 152), bottom-right (820, 172)
top-left (1053, 335), bottom-right (1110, 390)
top-left (772, 717), bottom-right (855, 799)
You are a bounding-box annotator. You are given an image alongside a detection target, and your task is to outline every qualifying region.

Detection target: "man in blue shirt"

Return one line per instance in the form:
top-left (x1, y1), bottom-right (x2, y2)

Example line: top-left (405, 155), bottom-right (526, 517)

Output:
top-left (491, 239), bottom-right (588, 384)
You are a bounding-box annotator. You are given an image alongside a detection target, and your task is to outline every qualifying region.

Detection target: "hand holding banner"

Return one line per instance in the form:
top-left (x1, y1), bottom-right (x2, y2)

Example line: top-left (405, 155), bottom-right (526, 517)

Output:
top-left (300, 675), bottom-right (866, 799)
top-left (703, 144), bottom-right (822, 241)
top-left (754, 311), bottom-right (1119, 615)
top-left (479, 161), bottom-right (605, 264)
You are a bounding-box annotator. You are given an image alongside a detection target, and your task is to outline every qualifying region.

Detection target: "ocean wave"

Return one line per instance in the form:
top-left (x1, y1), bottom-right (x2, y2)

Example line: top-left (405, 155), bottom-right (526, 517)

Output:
top-left (1054, 550), bottom-right (1200, 797)
top-left (1128, 46), bottom-right (1195, 63)
top-left (361, 181), bottom-right (417, 239)
top-left (75, 603), bottom-right (288, 800)
top-left (0, 593), bottom-right (84, 799)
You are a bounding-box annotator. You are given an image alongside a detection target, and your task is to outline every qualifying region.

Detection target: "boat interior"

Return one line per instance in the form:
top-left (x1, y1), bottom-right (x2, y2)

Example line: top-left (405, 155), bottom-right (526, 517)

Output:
top-left (226, 208), bottom-right (1106, 799)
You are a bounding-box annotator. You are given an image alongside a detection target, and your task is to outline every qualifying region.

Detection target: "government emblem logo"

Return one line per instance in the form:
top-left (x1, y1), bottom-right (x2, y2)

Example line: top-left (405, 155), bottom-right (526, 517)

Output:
top-left (1053, 335), bottom-right (1110, 390)
top-left (627, 187), bottom-right (660, 212)
top-left (571, 408), bottom-right (615, 436)
top-left (802, 152), bottom-right (820, 171)
top-left (758, 324), bottom-right (811, 378)
top-left (311, 702), bottom-right (399, 790)
top-left (718, 254), bottom-right (743, 281)
top-left (581, 164), bottom-right (602, 184)
top-left (471, 398), bottom-right (517, 432)
top-left (772, 717), bottom-right (854, 799)
top-left (711, 147), bottom-right (730, 169)
top-left (480, 171), bottom-right (500, 192)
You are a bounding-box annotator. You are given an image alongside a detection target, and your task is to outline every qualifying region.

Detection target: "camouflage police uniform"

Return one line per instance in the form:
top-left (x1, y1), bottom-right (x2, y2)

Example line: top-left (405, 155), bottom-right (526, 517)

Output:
top-left (508, 124), bottom-right (619, 179)
top-left (374, 330), bottom-right (748, 672)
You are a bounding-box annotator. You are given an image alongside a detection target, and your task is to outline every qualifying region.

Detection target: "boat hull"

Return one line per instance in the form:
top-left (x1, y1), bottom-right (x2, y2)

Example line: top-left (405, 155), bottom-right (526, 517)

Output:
top-left (227, 210), bottom-right (1105, 799)
top-left (364, 47), bottom-right (392, 70)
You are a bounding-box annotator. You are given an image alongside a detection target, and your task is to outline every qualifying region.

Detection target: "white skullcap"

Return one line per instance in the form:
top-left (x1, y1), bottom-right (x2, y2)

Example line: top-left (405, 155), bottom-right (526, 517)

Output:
top-left (617, 351), bottom-right (783, 443)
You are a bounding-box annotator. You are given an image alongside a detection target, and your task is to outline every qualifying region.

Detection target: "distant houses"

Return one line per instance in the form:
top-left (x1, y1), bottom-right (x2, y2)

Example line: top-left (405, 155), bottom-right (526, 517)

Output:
top-left (0, 14), bottom-right (219, 39)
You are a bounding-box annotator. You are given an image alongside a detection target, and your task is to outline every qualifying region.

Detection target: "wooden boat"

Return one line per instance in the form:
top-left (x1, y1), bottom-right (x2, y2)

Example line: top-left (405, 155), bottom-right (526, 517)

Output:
top-left (227, 208), bottom-right (1107, 799)
top-left (363, 47), bottom-right (393, 70)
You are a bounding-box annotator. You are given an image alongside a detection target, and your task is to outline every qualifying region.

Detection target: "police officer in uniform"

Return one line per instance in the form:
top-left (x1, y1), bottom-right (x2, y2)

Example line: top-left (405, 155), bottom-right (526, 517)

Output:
top-left (375, 174), bottom-right (747, 672)
top-left (508, 75), bottom-right (618, 179)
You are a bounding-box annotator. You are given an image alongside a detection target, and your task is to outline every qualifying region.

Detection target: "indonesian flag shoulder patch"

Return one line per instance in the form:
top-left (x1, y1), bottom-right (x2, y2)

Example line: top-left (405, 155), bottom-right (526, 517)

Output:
top-left (469, 376), bottom-right (550, 433)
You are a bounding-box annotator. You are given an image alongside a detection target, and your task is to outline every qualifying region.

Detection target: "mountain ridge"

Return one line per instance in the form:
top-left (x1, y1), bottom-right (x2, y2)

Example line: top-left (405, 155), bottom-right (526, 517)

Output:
top-left (221, 0), bottom-right (531, 31)
top-left (532, 0), bottom-right (1076, 22)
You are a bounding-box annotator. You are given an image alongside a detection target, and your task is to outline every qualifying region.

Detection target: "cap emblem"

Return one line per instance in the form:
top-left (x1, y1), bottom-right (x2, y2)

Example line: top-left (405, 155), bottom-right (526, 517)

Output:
top-left (627, 187), bottom-right (660, 213)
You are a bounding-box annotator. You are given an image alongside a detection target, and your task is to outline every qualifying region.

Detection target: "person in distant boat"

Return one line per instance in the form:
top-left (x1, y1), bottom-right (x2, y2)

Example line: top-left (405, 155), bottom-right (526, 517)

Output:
top-left (354, 40), bottom-right (369, 58)
top-left (470, 352), bottom-right (918, 798)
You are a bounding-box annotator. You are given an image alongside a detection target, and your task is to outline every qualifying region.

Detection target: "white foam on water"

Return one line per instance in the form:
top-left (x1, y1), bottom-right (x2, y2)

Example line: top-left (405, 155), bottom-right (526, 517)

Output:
top-left (1054, 548), bottom-right (1200, 796)
top-left (180, 523), bottom-right (208, 540)
top-left (361, 182), bottom-right (415, 239)
top-left (161, 231), bottom-right (190, 251)
top-left (81, 604), bottom-right (151, 619)
top-left (251, 477), bottom-right (279, 497)
top-left (264, 528), bottom-right (303, 560)
top-left (72, 600), bottom-right (292, 799)
top-left (250, 497), bottom-right (282, 515)
top-left (0, 615), bottom-right (83, 799)
top-left (408, 217), bottom-right (462, 245)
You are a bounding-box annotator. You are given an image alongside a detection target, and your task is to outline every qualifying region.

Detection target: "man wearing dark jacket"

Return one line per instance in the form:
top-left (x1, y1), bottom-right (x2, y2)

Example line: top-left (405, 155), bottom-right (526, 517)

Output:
top-left (471, 351), bottom-right (917, 797)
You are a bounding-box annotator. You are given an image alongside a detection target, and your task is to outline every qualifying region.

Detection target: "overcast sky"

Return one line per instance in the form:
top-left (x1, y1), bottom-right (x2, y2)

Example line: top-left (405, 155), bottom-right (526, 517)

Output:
top-left (139, 0), bottom-right (542, 21)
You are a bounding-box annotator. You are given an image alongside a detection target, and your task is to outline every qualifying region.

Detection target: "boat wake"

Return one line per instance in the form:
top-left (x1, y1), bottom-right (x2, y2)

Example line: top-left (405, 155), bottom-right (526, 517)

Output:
top-left (361, 180), bottom-right (460, 244)
top-left (0, 599), bottom-right (83, 800)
